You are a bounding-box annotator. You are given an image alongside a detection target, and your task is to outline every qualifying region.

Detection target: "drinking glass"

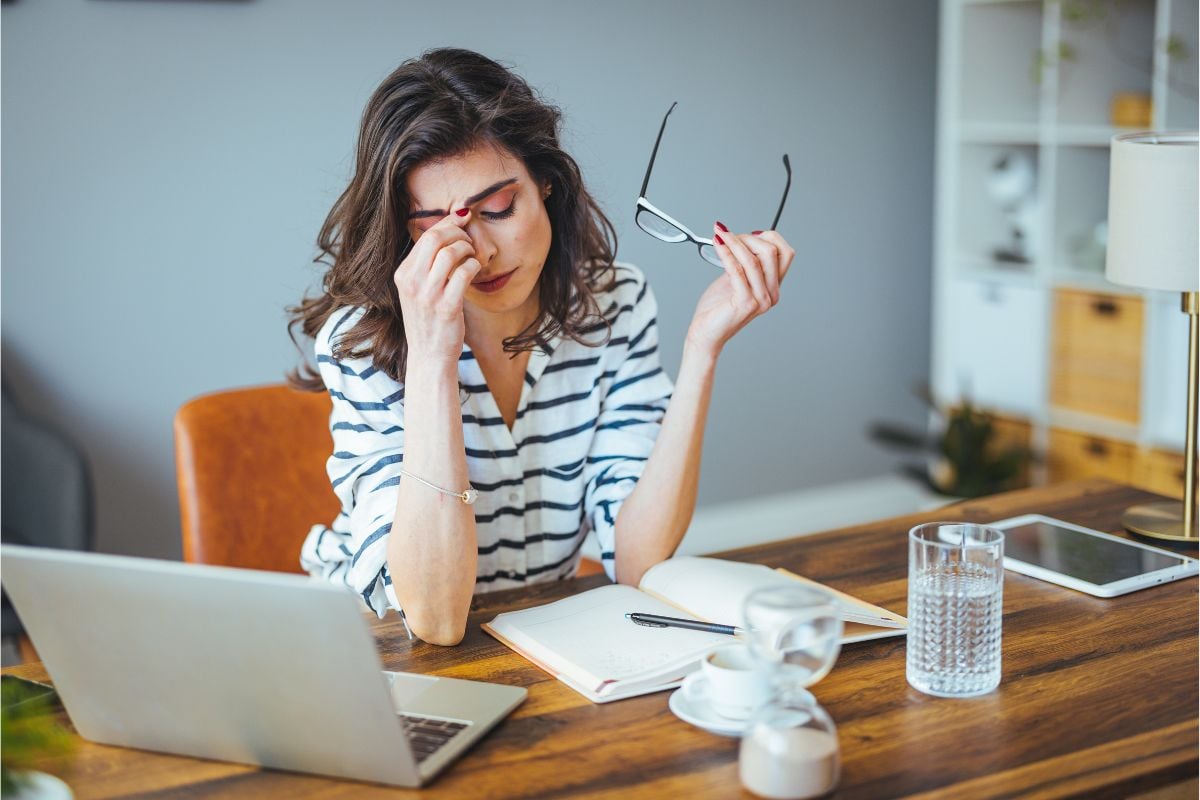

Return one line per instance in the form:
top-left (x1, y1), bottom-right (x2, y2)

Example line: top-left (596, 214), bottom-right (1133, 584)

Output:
top-left (906, 522), bottom-right (1005, 697)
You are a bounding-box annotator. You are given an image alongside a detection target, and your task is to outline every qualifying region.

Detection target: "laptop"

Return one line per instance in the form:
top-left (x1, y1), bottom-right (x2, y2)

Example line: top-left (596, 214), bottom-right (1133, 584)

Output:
top-left (0, 544), bottom-right (526, 787)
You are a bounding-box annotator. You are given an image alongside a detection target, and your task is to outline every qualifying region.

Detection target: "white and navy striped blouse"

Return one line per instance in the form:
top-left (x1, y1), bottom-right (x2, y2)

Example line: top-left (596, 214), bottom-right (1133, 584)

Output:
top-left (300, 263), bottom-right (674, 618)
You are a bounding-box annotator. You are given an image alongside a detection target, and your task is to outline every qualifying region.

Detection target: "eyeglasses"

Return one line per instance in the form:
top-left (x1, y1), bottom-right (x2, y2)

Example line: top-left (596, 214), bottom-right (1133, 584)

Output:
top-left (636, 101), bottom-right (791, 268)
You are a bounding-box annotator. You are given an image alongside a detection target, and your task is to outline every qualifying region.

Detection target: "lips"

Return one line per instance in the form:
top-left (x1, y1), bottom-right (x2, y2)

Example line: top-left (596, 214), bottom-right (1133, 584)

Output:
top-left (472, 268), bottom-right (517, 294)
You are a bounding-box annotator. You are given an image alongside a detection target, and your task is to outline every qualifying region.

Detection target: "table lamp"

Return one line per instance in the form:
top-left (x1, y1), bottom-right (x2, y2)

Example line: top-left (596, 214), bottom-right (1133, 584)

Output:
top-left (1106, 131), bottom-right (1199, 543)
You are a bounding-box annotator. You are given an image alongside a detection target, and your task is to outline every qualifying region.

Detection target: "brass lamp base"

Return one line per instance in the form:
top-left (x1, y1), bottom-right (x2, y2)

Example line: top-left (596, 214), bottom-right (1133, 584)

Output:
top-left (1123, 501), bottom-right (1199, 545)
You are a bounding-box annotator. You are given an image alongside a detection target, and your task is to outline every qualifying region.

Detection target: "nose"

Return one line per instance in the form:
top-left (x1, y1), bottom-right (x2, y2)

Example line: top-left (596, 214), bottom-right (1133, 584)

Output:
top-left (464, 220), bottom-right (497, 268)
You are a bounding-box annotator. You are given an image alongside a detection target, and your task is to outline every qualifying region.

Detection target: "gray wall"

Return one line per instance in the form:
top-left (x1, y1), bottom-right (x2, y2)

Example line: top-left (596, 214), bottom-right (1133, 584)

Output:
top-left (1, 0), bottom-right (937, 559)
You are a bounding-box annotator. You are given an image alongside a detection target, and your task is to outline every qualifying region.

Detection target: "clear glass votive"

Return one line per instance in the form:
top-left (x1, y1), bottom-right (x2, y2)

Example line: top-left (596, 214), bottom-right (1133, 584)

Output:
top-left (743, 585), bottom-right (843, 691)
top-left (906, 522), bottom-right (1004, 698)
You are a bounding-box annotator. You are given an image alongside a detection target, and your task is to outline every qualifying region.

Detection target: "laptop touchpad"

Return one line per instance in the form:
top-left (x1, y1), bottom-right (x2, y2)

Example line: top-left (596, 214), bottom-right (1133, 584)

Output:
top-left (383, 671), bottom-right (438, 709)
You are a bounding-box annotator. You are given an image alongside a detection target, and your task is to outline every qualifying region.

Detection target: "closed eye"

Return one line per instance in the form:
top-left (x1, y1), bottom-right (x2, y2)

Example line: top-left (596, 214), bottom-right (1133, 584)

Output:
top-left (481, 200), bottom-right (516, 221)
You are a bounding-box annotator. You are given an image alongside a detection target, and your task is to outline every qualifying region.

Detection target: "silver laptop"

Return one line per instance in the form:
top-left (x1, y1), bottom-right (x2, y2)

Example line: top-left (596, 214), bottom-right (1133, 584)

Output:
top-left (0, 544), bottom-right (526, 787)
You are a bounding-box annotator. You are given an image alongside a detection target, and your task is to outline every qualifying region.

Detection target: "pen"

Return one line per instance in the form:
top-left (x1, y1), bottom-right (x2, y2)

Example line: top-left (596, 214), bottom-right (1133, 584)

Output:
top-left (625, 612), bottom-right (743, 636)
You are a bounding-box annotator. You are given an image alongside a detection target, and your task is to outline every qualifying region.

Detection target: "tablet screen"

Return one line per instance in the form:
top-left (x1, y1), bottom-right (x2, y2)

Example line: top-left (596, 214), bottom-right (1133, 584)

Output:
top-left (1004, 521), bottom-right (1189, 585)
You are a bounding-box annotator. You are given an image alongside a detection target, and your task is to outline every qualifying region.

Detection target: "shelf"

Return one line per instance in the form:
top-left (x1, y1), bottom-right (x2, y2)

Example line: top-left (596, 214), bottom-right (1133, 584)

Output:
top-left (935, 0), bottom-right (1198, 488)
top-left (957, 254), bottom-right (1039, 288)
top-left (960, 122), bottom-right (1041, 144)
top-left (960, 124), bottom-right (1151, 147)
top-left (1052, 124), bottom-right (1132, 146)
top-left (1050, 268), bottom-right (1141, 297)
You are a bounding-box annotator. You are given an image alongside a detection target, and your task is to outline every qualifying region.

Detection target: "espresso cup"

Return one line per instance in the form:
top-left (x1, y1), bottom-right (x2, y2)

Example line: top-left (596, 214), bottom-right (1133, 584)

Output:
top-left (691, 643), bottom-right (772, 720)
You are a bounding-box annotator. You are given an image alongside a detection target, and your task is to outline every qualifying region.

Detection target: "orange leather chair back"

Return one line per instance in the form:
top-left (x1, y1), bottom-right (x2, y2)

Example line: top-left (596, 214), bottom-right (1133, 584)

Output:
top-left (174, 384), bottom-right (338, 573)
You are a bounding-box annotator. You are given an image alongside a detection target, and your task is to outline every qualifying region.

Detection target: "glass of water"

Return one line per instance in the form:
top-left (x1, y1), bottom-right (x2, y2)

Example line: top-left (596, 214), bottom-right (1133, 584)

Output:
top-left (906, 522), bottom-right (1005, 697)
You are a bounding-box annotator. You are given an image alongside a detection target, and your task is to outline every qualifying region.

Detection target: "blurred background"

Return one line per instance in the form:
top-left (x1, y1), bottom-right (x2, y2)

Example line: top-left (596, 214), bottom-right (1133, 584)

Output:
top-left (2, 0), bottom-right (939, 560)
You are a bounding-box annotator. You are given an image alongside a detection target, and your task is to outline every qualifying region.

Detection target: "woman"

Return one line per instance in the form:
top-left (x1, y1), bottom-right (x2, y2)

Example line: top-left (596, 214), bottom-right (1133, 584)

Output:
top-left (290, 48), bottom-right (794, 646)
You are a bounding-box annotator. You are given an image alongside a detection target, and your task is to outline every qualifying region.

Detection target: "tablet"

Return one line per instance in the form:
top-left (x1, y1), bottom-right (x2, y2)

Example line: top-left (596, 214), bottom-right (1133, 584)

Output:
top-left (989, 514), bottom-right (1199, 597)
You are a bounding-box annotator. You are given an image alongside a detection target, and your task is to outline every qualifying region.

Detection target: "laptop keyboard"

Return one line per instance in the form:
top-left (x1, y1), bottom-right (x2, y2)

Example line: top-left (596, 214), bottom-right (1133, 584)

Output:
top-left (399, 714), bottom-right (470, 763)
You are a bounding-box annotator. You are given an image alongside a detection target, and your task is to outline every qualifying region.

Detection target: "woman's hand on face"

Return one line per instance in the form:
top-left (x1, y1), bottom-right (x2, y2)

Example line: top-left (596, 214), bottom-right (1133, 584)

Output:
top-left (685, 224), bottom-right (796, 358)
top-left (394, 210), bottom-right (483, 367)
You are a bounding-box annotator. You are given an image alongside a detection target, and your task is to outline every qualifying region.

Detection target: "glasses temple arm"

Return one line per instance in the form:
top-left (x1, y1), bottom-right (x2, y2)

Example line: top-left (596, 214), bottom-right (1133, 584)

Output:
top-left (639, 101), bottom-right (677, 199)
top-left (769, 153), bottom-right (792, 232)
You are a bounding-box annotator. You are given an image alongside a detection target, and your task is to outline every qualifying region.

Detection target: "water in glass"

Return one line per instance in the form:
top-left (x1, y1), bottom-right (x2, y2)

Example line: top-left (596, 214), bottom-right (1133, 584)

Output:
top-left (906, 523), bottom-right (1004, 698)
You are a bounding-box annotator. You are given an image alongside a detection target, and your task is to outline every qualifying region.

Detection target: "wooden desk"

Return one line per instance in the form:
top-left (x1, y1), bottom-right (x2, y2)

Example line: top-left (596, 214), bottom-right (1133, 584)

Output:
top-left (6, 480), bottom-right (1197, 798)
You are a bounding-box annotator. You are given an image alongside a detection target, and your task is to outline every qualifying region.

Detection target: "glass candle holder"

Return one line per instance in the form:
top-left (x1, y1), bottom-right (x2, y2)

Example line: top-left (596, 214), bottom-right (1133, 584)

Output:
top-left (742, 584), bottom-right (843, 691)
top-left (740, 688), bottom-right (840, 800)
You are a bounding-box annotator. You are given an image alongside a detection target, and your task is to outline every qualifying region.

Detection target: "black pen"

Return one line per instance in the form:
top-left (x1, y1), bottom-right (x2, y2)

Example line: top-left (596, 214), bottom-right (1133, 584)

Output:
top-left (625, 612), bottom-right (743, 636)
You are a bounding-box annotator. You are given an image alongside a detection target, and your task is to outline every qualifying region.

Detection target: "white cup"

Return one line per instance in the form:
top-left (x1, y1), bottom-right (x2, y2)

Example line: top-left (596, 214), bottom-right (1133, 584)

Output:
top-left (690, 643), bottom-right (772, 720)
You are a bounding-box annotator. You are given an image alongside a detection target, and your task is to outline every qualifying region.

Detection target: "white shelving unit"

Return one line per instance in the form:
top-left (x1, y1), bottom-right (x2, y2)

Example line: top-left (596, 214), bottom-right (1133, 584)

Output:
top-left (932, 0), bottom-right (1198, 486)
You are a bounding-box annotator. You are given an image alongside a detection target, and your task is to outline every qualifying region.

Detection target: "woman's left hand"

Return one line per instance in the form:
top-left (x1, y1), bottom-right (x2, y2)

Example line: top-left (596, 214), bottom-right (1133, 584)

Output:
top-left (685, 223), bottom-right (795, 358)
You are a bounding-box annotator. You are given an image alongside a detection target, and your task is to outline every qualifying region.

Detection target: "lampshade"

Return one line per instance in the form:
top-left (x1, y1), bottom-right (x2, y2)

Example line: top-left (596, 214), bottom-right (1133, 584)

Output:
top-left (1106, 131), bottom-right (1199, 292)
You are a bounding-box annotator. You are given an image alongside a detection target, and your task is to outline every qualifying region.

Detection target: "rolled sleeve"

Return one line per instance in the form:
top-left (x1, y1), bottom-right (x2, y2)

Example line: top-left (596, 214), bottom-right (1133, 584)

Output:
top-left (299, 308), bottom-right (407, 619)
top-left (582, 275), bottom-right (674, 581)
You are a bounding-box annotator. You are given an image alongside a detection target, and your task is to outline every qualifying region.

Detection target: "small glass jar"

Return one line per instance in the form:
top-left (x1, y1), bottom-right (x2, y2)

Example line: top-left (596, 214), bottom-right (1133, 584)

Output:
top-left (739, 689), bottom-right (840, 800)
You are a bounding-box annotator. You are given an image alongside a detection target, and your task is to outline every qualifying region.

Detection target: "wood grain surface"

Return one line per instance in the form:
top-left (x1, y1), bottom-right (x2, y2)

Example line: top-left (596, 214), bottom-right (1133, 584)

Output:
top-left (5, 480), bottom-right (1197, 799)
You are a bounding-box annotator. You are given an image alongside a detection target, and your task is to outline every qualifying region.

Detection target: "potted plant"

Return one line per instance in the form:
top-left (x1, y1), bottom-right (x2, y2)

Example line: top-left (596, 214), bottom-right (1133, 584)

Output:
top-left (868, 387), bottom-right (1036, 500)
top-left (1032, 0), bottom-right (1193, 102)
top-left (1, 677), bottom-right (75, 799)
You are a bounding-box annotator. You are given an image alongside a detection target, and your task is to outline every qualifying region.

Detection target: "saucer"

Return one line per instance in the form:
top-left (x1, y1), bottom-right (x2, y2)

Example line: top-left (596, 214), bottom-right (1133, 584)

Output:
top-left (668, 674), bottom-right (751, 737)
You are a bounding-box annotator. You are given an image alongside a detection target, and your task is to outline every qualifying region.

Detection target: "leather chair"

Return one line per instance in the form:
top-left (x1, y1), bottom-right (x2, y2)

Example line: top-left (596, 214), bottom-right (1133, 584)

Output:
top-left (174, 383), bottom-right (603, 577)
top-left (175, 384), bottom-right (338, 573)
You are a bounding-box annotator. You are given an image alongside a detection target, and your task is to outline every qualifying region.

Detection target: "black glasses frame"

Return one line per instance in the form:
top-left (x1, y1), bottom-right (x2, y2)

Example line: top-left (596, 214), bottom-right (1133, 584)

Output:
top-left (635, 101), bottom-right (792, 268)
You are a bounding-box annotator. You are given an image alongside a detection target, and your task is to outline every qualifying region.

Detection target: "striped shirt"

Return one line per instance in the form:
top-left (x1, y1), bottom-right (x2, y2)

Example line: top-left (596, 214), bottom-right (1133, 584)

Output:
top-left (300, 263), bottom-right (674, 619)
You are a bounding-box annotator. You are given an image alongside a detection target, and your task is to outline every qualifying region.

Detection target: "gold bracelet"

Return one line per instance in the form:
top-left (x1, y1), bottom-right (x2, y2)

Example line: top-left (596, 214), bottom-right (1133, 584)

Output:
top-left (398, 468), bottom-right (478, 505)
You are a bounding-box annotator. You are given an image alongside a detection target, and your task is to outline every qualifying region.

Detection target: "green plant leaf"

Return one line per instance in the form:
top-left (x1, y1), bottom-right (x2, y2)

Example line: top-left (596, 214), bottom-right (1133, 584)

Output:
top-left (1063, 0), bottom-right (1090, 24)
top-left (1164, 35), bottom-right (1190, 61)
top-left (1031, 51), bottom-right (1046, 85)
top-left (867, 422), bottom-right (934, 451)
top-left (1, 680), bottom-right (75, 790)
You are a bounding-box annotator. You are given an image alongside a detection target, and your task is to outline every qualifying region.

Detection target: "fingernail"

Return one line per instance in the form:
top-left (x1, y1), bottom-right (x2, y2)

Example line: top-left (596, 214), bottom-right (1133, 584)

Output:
top-left (715, 221), bottom-right (729, 233)
top-left (752, 230), bottom-right (764, 235)
top-left (714, 234), bottom-right (725, 246)
top-left (455, 208), bottom-right (470, 217)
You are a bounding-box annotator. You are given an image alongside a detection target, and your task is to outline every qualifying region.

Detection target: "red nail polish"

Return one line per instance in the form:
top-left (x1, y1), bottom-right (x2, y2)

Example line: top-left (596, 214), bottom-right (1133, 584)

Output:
top-left (752, 230), bottom-right (764, 235)
top-left (715, 221), bottom-right (729, 233)
top-left (455, 208), bottom-right (470, 217)
top-left (714, 234), bottom-right (725, 246)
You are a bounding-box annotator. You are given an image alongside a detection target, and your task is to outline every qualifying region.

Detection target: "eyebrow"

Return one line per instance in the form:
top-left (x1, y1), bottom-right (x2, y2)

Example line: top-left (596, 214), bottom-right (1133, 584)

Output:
top-left (407, 178), bottom-right (519, 220)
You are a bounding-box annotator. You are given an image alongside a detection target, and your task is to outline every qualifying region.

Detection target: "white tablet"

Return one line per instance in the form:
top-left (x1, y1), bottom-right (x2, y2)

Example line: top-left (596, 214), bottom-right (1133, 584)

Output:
top-left (989, 514), bottom-right (1199, 597)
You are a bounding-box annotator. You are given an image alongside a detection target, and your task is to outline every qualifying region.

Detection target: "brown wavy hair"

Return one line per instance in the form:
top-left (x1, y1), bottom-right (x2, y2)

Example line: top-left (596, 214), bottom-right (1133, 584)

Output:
top-left (288, 48), bottom-right (618, 390)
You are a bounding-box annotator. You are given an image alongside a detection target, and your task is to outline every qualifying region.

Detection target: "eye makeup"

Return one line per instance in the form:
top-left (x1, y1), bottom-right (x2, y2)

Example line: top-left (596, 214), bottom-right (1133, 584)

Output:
top-left (480, 190), bottom-right (518, 221)
top-left (412, 188), bottom-right (518, 232)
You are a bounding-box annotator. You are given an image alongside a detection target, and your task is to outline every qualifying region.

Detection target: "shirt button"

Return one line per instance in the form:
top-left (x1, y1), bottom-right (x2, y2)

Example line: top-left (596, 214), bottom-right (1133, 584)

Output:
top-left (508, 491), bottom-right (520, 503)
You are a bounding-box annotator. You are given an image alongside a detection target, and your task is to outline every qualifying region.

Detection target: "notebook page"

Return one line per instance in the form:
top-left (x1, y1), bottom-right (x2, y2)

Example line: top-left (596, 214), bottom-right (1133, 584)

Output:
top-left (641, 557), bottom-right (906, 629)
top-left (776, 569), bottom-right (907, 628)
top-left (486, 584), bottom-right (726, 694)
top-left (639, 557), bottom-right (787, 624)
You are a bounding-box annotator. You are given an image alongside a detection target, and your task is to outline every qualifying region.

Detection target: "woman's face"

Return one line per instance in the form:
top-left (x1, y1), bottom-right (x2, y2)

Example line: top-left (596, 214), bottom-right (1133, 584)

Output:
top-left (405, 143), bottom-right (552, 322)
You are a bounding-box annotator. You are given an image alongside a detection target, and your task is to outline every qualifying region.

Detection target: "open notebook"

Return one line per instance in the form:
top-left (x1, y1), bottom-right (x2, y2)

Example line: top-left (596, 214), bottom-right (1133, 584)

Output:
top-left (483, 556), bottom-right (907, 703)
